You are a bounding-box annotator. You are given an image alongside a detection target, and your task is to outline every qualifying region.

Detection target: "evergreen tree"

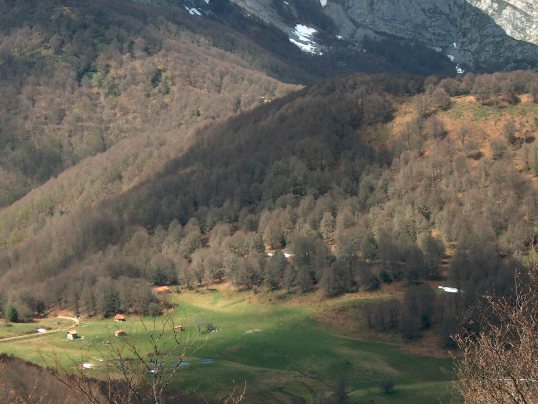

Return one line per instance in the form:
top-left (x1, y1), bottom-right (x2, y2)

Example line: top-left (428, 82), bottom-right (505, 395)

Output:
top-left (319, 211), bottom-right (335, 241)
top-left (5, 305), bottom-right (19, 323)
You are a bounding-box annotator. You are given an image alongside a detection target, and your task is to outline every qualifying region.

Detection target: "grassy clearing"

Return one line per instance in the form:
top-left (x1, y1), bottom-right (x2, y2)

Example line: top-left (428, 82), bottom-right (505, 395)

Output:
top-left (0, 289), bottom-right (458, 403)
top-left (445, 95), bottom-right (538, 125)
top-left (0, 318), bottom-right (65, 339)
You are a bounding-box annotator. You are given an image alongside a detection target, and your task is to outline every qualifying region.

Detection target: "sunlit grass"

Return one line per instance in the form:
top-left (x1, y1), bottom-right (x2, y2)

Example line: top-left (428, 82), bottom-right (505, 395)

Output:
top-left (0, 289), bottom-right (458, 403)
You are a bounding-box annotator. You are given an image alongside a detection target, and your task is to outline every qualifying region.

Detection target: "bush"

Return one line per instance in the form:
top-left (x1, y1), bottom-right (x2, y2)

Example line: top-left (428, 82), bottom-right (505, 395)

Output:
top-left (423, 116), bottom-right (446, 139)
top-left (490, 138), bottom-right (507, 160)
top-left (503, 120), bottom-right (518, 145)
top-left (5, 305), bottom-right (19, 323)
top-left (361, 235), bottom-right (378, 260)
top-left (361, 270), bottom-right (381, 291)
top-left (379, 379), bottom-right (396, 394)
top-left (399, 312), bottom-right (422, 339)
top-left (196, 319), bottom-right (216, 334)
top-left (431, 87), bottom-right (451, 110)
top-left (439, 318), bottom-right (459, 349)
top-left (379, 270), bottom-right (392, 284)
top-left (147, 302), bottom-right (162, 317)
top-left (464, 140), bottom-right (482, 159)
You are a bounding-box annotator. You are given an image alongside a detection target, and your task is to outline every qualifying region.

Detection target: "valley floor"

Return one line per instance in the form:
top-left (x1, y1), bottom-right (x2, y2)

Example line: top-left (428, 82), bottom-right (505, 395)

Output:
top-left (0, 286), bottom-right (459, 403)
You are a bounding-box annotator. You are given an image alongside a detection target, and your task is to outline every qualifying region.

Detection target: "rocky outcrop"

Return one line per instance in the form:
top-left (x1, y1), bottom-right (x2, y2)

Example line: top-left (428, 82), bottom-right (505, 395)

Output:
top-left (228, 0), bottom-right (538, 71)
top-left (467, 0), bottom-right (538, 45)
top-left (133, 0), bottom-right (538, 72)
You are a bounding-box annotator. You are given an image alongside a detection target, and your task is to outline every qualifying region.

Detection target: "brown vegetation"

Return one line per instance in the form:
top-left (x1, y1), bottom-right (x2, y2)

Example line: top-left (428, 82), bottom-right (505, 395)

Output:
top-left (0, 354), bottom-right (102, 403)
top-left (0, 65), bottom-right (536, 352)
top-left (455, 263), bottom-right (538, 403)
top-left (0, 0), bottom-right (298, 207)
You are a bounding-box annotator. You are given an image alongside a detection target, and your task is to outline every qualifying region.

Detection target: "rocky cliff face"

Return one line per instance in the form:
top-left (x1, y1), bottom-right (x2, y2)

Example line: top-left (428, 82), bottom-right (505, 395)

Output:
top-left (322, 0), bottom-right (538, 70)
top-left (134, 0), bottom-right (538, 73)
top-left (227, 0), bottom-right (538, 71)
top-left (467, 0), bottom-right (538, 45)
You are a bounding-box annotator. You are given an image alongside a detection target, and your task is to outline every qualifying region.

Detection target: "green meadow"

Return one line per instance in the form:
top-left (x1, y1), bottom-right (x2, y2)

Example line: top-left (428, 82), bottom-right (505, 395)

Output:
top-left (0, 289), bottom-right (458, 403)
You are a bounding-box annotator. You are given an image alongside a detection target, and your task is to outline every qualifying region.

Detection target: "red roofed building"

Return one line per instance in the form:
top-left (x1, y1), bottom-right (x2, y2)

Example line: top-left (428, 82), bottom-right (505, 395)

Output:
top-left (153, 286), bottom-right (171, 295)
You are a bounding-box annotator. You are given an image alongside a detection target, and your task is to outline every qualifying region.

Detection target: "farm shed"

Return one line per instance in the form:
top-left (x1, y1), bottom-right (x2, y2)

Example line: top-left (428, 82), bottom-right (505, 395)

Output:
top-left (67, 330), bottom-right (78, 340)
top-left (153, 286), bottom-right (171, 295)
top-left (114, 314), bottom-right (126, 322)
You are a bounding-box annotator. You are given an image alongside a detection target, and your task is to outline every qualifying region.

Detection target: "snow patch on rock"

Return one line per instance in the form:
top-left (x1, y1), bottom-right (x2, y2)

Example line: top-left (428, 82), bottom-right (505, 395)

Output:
top-left (184, 6), bottom-right (202, 16)
top-left (289, 24), bottom-right (323, 55)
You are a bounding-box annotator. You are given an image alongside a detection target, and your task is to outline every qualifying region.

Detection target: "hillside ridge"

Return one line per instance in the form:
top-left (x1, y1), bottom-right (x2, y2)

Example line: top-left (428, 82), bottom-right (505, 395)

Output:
top-left (135, 0), bottom-right (538, 73)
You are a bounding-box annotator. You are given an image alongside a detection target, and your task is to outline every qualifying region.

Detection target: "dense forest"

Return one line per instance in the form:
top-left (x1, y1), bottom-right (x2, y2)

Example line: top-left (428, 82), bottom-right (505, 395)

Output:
top-left (2, 3), bottom-right (538, 404)
top-left (0, 67), bottom-right (536, 348)
top-left (0, 0), bottom-right (461, 207)
top-left (0, 0), bottom-right (309, 207)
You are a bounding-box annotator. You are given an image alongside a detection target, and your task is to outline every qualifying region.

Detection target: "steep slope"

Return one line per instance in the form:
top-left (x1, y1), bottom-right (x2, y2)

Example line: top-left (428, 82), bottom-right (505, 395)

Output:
top-left (135, 0), bottom-right (457, 76)
top-left (4, 0), bottom-right (480, 209)
top-left (0, 0), bottom-right (303, 207)
top-left (0, 0), bottom-right (299, 244)
top-left (468, 0), bottom-right (538, 45)
top-left (0, 355), bottom-right (106, 403)
top-left (0, 72), bottom-right (536, 320)
top-left (225, 0), bottom-right (538, 72)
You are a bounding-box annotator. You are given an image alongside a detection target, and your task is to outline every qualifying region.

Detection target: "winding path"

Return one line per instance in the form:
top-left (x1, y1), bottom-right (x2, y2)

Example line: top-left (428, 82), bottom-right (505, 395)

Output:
top-left (0, 316), bottom-right (80, 343)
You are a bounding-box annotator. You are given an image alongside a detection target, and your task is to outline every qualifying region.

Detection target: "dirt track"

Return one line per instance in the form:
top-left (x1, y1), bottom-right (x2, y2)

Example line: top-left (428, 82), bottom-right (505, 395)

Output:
top-left (0, 316), bottom-right (80, 343)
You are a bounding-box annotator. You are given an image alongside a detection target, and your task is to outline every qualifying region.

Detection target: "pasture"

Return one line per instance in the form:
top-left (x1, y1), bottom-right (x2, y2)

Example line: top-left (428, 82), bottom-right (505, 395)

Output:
top-left (0, 288), bottom-right (458, 403)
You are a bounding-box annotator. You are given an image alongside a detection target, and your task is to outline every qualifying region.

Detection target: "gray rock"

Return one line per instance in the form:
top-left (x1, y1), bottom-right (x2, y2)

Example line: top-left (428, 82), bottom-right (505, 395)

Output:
top-left (467, 0), bottom-right (538, 45)
top-left (131, 0), bottom-right (538, 71)
top-left (228, 0), bottom-right (538, 71)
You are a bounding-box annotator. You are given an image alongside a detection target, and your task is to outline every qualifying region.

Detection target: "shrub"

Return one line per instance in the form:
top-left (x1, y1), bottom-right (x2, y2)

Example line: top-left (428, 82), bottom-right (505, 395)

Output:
top-left (490, 138), bottom-right (507, 160)
top-left (379, 379), bottom-right (396, 394)
top-left (399, 312), bottom-right (422, 339)
top-left (464, 140), bottom-right (482, 159)
top-left (361, 270), bottom-right (381, 291)
top-left (361, 235), bottom-right (378, 260)
top-left (423, 116), bottom-right (446, 139)
top-left (147, 302), bottom-right (162, 317)
top-left (379, 269), bottom-right (392, 284)
top-left (503, 120), bottom-right (518, 145)
top-left (5, 305), bottom-right (19, 323)
top-left (431, 87), bottom-right (451, 110)
top-left (196, 320), bottom-right (216, 334)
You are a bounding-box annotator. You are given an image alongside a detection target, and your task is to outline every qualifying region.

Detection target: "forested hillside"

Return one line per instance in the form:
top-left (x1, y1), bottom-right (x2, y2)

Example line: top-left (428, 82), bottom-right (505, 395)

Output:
top-left (1, 1), bottom-right (538, 402)
top-left (0, 70), bottom-right (536, 347)
top-left (0, 0), bottom-right (306, 207)
top-left (0, 0), bottom-right (457, 210)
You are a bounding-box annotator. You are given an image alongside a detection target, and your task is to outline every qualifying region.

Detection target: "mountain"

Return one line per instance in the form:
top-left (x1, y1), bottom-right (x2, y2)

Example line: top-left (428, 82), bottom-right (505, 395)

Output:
top-left (0, 0), bottom-right (303, 207)
top-left (4, 0), bottom-right (503, 210)
top-left (231, 0), bottom-right (538, 72)
top-left (0, 0), bottom-right (536, 329)
top-left (0, 1), bottom-right (537, 400)
top-left (468, 0), bottom-right (538, 45)
top-left (133, 0), bottom-right (458, 76)
top-left (1, 69), bottom-right (537, 318)
top-left (140, 0), bottom-right (538, 74)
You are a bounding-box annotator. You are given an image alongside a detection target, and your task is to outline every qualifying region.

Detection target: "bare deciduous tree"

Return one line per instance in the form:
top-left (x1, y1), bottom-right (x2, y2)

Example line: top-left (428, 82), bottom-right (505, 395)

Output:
top-left (454, 263), bottom-right (538, 403)
top-left (47, 314), bottom-right (207, 403)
